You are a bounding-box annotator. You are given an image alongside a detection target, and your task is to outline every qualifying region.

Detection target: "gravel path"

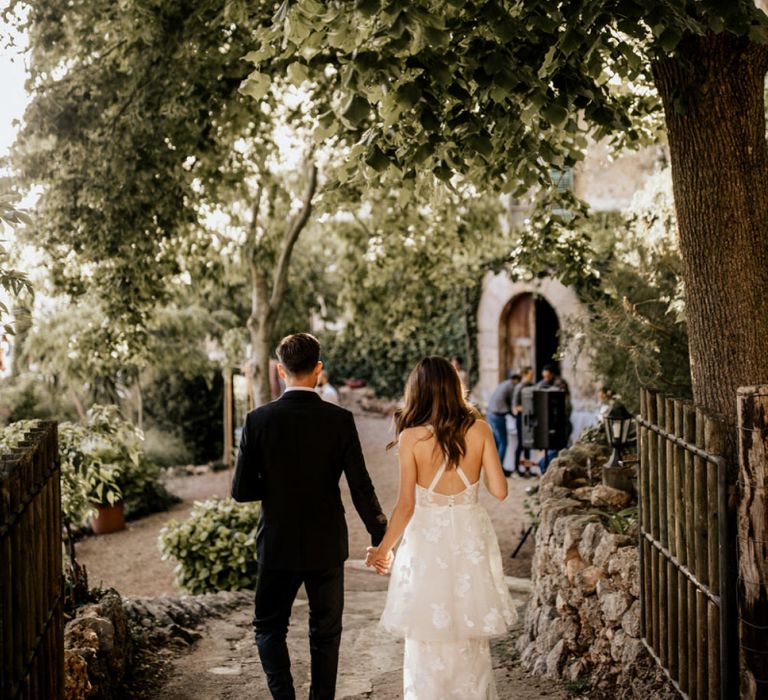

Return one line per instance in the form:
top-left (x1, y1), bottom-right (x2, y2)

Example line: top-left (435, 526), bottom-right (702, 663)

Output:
top-left (76, 406), bottom-right (562, 699)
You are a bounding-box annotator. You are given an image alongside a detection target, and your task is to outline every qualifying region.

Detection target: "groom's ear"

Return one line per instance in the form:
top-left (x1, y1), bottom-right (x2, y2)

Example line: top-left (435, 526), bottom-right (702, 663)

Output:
top-left (277, 363), bottom-right (287, 380)
top-left (315, 361), bottom-right (323, 375)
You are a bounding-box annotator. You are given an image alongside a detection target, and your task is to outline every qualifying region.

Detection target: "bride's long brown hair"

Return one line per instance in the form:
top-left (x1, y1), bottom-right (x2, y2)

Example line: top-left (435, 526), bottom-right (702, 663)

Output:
top-left (388, 356), bottom-right (478, 469)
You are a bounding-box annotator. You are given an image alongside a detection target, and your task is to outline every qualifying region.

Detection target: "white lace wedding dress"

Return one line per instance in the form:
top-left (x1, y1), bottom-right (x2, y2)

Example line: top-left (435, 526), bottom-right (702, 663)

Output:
top-left (379, 448), bottom-right (517, 699)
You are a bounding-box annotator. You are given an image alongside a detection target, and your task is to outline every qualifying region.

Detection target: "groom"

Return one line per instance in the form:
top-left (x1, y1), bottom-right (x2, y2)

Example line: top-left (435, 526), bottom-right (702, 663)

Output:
top-left (232, 332), bottom-right (388, 700)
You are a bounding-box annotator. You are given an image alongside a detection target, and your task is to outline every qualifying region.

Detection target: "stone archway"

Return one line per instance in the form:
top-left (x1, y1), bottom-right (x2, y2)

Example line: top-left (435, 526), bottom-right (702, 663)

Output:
top-left (476, 272), bottom-right (599, 437)
top-left (499, 292), bottom-right (561, 381)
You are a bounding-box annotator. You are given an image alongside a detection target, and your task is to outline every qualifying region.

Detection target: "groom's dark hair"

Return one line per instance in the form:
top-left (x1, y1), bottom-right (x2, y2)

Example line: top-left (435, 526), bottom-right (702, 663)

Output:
top-left (276, 333), bottom-right (321, 376)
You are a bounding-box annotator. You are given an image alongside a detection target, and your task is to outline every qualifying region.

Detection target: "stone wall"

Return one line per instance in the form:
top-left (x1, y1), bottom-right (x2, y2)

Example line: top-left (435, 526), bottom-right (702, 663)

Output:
top-left (518, 442), bottom-right (676, 698)
top-left (64, 588), bottom-right (251, 700)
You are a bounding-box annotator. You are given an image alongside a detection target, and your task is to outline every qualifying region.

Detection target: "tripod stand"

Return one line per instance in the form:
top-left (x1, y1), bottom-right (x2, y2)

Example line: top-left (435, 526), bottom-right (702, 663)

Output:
top-left (510, 449), bottom-right (552, 559)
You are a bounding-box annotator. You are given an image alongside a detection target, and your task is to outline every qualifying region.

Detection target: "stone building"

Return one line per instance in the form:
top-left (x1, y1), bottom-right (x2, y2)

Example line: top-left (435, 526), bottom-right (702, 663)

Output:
top-left (475, 140), bottom-right (664, 440)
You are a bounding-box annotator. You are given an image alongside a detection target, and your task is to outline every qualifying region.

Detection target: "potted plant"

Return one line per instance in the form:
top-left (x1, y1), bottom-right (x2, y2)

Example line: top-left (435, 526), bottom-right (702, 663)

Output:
top-left (81, 405), bottom-right (144, 534)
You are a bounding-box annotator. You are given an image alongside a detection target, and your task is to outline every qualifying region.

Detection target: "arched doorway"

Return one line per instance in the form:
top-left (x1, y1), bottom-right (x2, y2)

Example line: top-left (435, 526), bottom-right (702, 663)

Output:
top-left (499, 293), bottom-right (560, 380)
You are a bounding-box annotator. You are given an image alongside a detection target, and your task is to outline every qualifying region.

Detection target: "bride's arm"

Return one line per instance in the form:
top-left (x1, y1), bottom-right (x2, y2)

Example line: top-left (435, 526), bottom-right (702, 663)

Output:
top-left (478, 420), bottom-right (508, 501)
top-left (367, 430), bottom-right (418, 572)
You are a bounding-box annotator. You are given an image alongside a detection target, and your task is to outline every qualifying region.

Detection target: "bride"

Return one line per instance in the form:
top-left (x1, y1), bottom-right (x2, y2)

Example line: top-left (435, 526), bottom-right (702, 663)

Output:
top-left (366, 356), bottom-right (517, 699)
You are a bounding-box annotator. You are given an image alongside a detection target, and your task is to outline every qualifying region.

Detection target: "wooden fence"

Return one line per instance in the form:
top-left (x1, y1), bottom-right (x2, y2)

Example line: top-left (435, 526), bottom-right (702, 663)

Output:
top-left (0, 421), bottom-right (64, 700)
top-left (637, 389), bottom-right (738, 699)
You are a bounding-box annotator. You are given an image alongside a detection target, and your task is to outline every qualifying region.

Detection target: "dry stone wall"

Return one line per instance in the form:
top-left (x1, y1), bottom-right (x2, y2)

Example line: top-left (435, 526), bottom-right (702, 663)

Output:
top-left (518, 442), bottom-right (676, 698)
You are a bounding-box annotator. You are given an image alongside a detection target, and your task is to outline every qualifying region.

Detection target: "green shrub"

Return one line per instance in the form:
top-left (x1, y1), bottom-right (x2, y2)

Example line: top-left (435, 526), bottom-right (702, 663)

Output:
top-left (143, 368), bottom-right (223, 464)
top-left (141, 426), bottom-right (193, 467)
top-left (1, 406), bottom-right (178, 529)
top-left (122, 454), bottom-right (180, 520)
top-left (0, 373), bottom-right (77, 425)
top-left (158, 498), bottom-right (260, 594)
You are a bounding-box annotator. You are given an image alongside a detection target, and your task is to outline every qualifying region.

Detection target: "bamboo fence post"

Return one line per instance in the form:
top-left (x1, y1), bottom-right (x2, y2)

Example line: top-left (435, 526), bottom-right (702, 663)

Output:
top-left (678, 401), bottom-right (696, 695)
top-left (639, 389), bottom-right (649, 640)
top-left (666, 397), bottom-right (678, 679)
top-left (694, 408), bottom-right (709, 697)
top-left (657, 395), bottom-right (668, 667)
top-left (705, 413), bottom-right (727, 700)
top-left (647, 390), bottom-right (659, 652)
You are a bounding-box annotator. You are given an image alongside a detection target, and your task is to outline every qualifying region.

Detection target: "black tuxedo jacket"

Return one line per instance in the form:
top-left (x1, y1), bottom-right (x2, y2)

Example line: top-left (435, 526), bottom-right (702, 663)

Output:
top-left (231, 389), bottom-right (388, 571)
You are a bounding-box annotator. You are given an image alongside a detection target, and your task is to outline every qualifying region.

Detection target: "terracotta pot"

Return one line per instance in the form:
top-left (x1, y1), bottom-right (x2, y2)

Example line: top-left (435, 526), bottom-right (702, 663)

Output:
top-left (91, 501), bottom-right (126, 535)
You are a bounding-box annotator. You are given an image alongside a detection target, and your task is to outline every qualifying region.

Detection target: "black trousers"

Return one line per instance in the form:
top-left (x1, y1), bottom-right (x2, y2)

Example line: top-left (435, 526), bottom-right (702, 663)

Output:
top-left (253, 565), bottom-right (344, 700)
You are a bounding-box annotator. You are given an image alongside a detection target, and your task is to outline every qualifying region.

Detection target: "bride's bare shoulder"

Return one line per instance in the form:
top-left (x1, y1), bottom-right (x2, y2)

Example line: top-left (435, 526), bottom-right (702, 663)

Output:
top-left (398, 425), bottom-right (432, 446)
top-left (468, 419), bottom-right (493, 439)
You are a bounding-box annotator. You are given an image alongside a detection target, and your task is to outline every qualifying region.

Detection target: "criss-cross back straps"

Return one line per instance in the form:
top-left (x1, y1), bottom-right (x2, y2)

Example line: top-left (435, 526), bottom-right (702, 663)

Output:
top-left (422, 422), bottom-right (474, 492)
top-left (427, 460), bottom-right (448, 492)
top-left (455, 465), bottom-right (473, 489)
top-left (426, 461), bottom-right (474, 493)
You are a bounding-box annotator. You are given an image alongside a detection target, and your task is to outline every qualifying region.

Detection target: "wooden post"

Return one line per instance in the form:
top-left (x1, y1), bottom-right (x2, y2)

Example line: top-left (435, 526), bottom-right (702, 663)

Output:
top-left (666, 398), bottom-right (679, 679)
top-left (693, 408), bottom-right (709, 697)
top-left (639, 389), bottom-right (649, 640)
top-left (647, 390), bottom-right (660, 652)
top-left (679, 401), bottom-right (695, 695)
top-left (657, 395), bottom-right (668, 667)
top-left (223, 367), bottom-right (234, 473)
top-left (737, 385), bottom-right (768, 700)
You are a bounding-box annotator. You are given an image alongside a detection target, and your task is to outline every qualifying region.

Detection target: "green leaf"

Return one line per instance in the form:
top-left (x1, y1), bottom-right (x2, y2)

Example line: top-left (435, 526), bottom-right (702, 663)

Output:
top-left (341, 94), bottom-right (370, 126)
top-left (365, 145), bottom-right (391, 171)
top-left (395, 83), bottom-right (421, 110)
top-left (658, 27), bottom-right (681, 53)
top-left (468, 133), bottom-right (493, 157)
top-left (239, 72), bottom-right (272, 101)
top-left (286, 62), bottom-right (310, 85)
top-left (542, 104), bottom-right (568, 127)
top-left (355, 0), bottom-right (380, 15)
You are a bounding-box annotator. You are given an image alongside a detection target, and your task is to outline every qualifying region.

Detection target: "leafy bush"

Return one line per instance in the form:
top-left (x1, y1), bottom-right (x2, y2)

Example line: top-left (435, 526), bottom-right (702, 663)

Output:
top-left (141, 426), bottom-right (193, 467)
top-left (0, 373), bottom-right (77, 425)
top-left (143, 368), bottom-right (223, 464)
top-left (122, 454), bottom-right (180, 520)
top-left (158, 498), bottom-right (261, 594)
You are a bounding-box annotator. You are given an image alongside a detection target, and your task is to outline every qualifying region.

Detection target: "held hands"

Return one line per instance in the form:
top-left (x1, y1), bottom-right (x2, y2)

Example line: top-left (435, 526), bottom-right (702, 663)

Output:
top-left (365, 546), bottom-right (393, 575)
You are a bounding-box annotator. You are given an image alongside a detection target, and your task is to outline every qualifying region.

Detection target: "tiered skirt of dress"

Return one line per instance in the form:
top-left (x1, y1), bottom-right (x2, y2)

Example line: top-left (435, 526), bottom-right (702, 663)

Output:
top-left (380, 482), bottom-right (517, 699)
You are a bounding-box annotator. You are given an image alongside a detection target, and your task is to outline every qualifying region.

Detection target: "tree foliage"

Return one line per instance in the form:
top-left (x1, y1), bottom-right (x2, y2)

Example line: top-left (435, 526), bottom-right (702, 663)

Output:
top-left (563, 170), bottom-right (690, 413)
top-left (0, 196), bottom-right (33, 333)
top-left (249, 0), bottom-right (765, 194)
top-left (323, 180), bottom-right (509, 397)
top-left (9, 0), bottom-right (277, 356)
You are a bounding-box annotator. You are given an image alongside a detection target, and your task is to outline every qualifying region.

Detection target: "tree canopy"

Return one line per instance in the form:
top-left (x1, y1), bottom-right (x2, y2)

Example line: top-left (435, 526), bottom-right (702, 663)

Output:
top-left (250, 0), bottom-right (768, 427)
top-left (248, 0), bottom-right (765, 193)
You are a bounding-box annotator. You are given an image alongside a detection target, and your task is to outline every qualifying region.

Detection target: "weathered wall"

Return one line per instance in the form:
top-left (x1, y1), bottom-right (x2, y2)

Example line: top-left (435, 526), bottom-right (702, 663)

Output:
top-left (517, 443), bottom-right (676, 697)
top-left (574, 142), bottom-right (662, 212)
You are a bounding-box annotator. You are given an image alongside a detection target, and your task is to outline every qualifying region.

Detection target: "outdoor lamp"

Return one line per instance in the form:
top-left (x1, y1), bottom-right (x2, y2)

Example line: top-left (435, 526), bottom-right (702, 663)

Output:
top-left (603, 403), bottom-right (633, 469)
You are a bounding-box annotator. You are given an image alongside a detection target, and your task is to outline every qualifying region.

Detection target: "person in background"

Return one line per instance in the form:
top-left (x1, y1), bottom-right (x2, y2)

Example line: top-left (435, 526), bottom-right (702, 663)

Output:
top-left (450, 355), bottom-right (470, 395)
top-left (536, 364), bottom-right (557, 388)
top-left (0, 334), bottom-right (9, 375)
top-left (598, 386), bottom-right (614, 420)
top-left (512, 366), bottom-right (535, 477)
top-left (317, 370), bottom-right (340, 405)
top-left (487, 371), bottom-right (521, 476)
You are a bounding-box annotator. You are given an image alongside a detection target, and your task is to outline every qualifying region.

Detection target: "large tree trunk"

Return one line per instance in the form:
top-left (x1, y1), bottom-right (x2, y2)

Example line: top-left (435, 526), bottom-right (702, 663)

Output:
top-left (654, 34), bottom-right (768, 698)
top-left (652, 34), bottom-right (768, 427)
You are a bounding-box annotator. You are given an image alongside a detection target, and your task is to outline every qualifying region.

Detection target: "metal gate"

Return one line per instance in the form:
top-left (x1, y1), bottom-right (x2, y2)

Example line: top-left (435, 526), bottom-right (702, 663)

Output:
top-left (637, 389), bottom-right (737, 699)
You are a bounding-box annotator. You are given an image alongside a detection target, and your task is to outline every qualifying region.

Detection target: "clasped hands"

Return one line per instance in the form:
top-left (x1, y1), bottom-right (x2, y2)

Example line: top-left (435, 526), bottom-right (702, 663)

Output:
top-left (365, 545), bottom-right (393, 575)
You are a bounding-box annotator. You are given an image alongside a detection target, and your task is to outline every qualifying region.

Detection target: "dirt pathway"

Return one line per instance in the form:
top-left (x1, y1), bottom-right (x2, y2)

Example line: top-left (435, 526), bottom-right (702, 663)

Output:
top-left (76, 407), bottom-right (562, 699)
